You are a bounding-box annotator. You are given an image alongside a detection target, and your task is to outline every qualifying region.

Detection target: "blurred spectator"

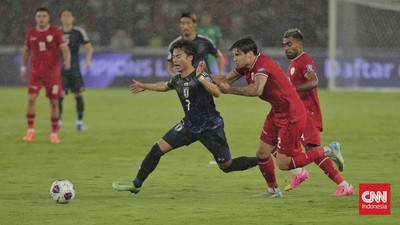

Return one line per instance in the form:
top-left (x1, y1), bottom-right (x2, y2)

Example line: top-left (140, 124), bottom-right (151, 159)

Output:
top-left (196, 12), bottom-right (226, 74)
top-left (2, 0), bottom-right (333, 48)
top-left (197, 12), bottom-right (224, 50)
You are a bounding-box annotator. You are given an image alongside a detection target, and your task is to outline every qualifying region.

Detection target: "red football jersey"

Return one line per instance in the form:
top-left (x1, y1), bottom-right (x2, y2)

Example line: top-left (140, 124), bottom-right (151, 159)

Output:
top-left (287, 52), bottom-right (322, 130)
top-left (25, 25), bottom-right (65, 76)
top-left (235, 53), bottom-right (305, 124)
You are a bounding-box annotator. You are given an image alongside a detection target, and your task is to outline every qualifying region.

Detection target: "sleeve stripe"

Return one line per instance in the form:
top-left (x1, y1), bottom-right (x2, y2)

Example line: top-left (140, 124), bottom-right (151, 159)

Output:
top-left (254, 73), bottom-right (268, 78)
top-left (74, 26), bottom-right (90, 42)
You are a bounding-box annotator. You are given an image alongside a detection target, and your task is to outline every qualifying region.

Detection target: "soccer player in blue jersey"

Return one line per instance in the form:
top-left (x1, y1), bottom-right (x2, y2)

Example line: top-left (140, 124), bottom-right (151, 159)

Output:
top-left (58, 9), bottom-right (93, 131)
top-left (112, 40), bottom-right (257, 194)
top-left (166, 12), bottom-right (224, 77)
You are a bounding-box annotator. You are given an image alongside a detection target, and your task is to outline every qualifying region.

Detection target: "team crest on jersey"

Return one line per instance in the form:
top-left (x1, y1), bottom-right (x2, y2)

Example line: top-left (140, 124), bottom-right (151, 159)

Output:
top-left (306, 64), bottom-right (313, 72)
top-left (290, 67), bottom-right (295, 75)
top-left (46, 35), bottom-right (53, 42)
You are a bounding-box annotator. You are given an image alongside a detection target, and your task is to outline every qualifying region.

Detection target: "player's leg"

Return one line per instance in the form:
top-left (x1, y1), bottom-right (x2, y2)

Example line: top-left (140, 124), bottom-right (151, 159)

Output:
top-left (58, 73), bottom-right (69, 130)
top-left (254, 114), bottom-right (282, 198)
top-left (23, 77), bottom-right (41, 142)
top-left (305, 144), bottom-right (353, 196)
top-left (112, 123), bottom-right (197, 194)
top-left (58, 95), bottom-right (64, 129)
top-left (23, 93), bottom-right (39, 142)
top-left (284, 120), bottom-right (316, 191)
top-left (305, 129), bottom-right (344, 185)
top-left (74, 93), bottom-right (84, 131)
top-left (71, 70), bottom-right (85, 131)
top-left (254, 141), bottom-right (282, 198)
top-left (275, 116), bottom-right (319, 170)
top-left (303, 128), bottom-right (353, 195)
top-left (275, 116), bottom-right (345, 172)
top-left (45, 79), bottom-right (62, 143)
top-left (198, 123), bottom-right (258, 172)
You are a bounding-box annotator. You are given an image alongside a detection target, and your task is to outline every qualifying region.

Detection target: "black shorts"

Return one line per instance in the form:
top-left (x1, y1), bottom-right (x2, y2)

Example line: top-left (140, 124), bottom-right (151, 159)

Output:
top-left (61, 67), bottom-right (85, 94)
top-left (162, 122), bottom-right (232, 163)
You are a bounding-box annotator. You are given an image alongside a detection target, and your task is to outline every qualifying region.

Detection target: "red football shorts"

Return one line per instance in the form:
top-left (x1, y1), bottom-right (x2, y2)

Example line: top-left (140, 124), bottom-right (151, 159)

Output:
top-left (260, 113), bottom-right (306, 156)
top-left (28, 73), bottom-right (62, 99)
top-left (301, 117), bottom-right (321, 147)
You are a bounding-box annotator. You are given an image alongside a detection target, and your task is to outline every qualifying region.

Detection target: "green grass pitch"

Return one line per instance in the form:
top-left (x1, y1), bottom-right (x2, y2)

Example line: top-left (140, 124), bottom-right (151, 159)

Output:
top-left (0, 87), bottom-right (399, 224)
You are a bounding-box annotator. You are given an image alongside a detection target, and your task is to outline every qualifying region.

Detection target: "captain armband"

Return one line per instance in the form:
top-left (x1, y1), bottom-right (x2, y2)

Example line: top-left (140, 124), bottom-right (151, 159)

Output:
top-left (198, 72), bottom-right (209, 82)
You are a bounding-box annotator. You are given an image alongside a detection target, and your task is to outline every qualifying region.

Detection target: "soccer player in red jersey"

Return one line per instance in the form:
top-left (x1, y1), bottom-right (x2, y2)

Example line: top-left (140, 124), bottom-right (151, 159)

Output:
top-left (216, 37), bottom-right (345, 198)
top-left (20, 7), bottom-right (71, 143)
top-left (283, 28), bottom-right (353, 196)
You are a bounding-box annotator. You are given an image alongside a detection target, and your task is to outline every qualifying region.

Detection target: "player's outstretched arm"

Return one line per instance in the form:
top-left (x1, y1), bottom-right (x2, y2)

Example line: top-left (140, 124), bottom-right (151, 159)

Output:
top-left (130, 79), bottom-right (171, 94)
top-left (212, 70), bottom-right (242, 86)
top-left (196, 61), bottom-right (221, 97)
top-left (220, 74), bottom-right (267, 97)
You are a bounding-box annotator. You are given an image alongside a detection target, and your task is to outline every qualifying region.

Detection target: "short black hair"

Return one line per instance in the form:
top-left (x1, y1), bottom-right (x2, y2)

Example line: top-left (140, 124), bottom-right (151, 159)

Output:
top-left (180, 12), bottom-right (197, 23)
top-left (283, 28), bottom-right (304, 41)
top-left (35, 7), bottom-right (50, 15)
top-left (60, 8), bottom-right (74, 17)
top-left (229, 36), bottom-right (258, 54)
top-left (170, 40), bottom-right (198, 60)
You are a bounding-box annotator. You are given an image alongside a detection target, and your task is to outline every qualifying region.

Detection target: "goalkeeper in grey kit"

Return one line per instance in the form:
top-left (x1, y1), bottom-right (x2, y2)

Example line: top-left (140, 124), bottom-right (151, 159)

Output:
top-left (112, 40), bottom-right (257, 194)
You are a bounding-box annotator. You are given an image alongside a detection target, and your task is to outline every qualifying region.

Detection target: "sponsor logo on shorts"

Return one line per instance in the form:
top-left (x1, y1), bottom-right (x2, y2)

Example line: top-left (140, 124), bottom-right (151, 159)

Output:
top-left (175, 123), bottom-right (183, 132)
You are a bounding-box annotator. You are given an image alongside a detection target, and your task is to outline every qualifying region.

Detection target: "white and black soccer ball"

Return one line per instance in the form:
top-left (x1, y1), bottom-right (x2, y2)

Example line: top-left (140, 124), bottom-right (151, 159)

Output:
top-left (50, 179), bottom-right (75, 204)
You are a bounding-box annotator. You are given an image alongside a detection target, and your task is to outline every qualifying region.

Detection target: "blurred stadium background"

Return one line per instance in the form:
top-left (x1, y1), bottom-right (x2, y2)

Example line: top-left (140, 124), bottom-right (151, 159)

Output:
top-left (1, 0), bottom-right (400, 89)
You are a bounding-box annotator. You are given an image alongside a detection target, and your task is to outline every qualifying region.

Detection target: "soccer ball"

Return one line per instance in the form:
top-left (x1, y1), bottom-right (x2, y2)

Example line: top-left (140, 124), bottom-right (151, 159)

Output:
top-left (50, 179), bottom-right (75, 204)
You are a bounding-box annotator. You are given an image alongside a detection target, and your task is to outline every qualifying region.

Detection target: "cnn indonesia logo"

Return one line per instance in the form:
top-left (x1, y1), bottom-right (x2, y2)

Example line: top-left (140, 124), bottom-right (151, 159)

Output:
top-left (359, 183), bottom-right (391, 215)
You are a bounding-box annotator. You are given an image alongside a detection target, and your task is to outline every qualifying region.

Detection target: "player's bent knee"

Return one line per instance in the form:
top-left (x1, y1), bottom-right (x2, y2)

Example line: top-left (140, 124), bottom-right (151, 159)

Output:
top-left (276, 161), bottom-right (289, 170)
top-left (28, 95), bottom-right (38, 103)
top-left (150, 144), bottom-right (164, 158)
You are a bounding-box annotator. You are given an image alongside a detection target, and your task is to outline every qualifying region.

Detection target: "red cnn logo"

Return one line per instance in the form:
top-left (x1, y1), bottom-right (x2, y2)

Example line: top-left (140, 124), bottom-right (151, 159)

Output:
top-left (359, 183), bottom-right (390, 215)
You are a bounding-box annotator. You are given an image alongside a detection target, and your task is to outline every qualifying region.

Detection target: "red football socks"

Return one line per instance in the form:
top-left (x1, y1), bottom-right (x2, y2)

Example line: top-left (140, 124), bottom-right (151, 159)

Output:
top-left (314, 157), bottom-right (344, 184)
top-left (51, 117), bottom-right (59, 133)
top-left (257, 156), bottom-right (277, 188)
top-left (289, 148), bottom-right (325, 169)
top-left (27, 113), bottom-right (35, 129)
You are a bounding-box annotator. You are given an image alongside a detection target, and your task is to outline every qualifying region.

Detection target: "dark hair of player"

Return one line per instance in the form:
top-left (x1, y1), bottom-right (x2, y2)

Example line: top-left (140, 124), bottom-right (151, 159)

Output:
top-left (180, 12), bottom-right (197, 23)
top-left (229, 36), bottom-right (258, 55)
top-left (35, 7), bottom-right (50, 14)
top-left (60, 8), bottom-right (75, 17)
top-left (170, 40), bottom-right (198, 61)
top-left (283, 28), bottom-right (304, 42)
